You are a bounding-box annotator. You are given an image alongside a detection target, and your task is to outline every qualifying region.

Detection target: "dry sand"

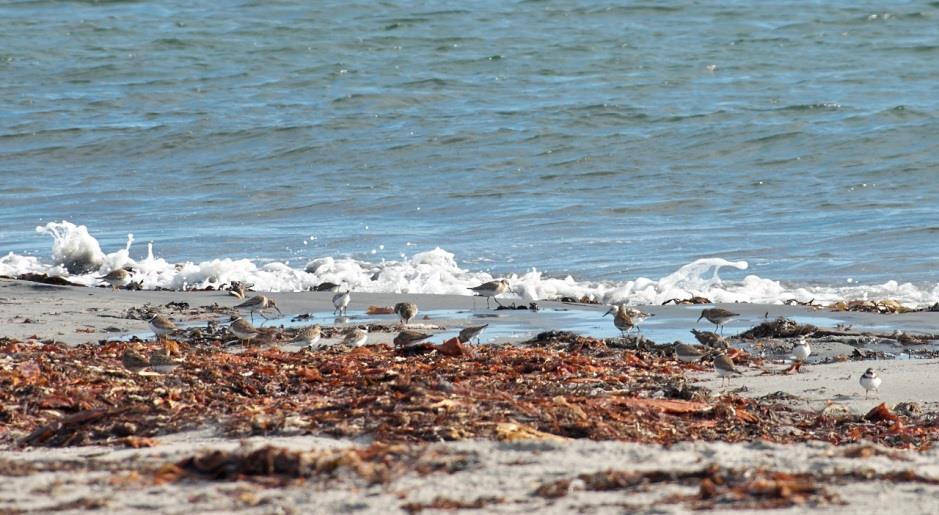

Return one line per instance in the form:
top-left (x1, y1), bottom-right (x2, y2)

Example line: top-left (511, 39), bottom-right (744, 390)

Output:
top-left (3, 277), bottom-right (939, 513)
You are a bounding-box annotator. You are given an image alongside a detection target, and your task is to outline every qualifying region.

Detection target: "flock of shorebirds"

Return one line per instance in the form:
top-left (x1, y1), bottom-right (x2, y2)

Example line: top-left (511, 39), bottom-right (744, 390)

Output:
top-left (109, 272), bottom-right (883, 398)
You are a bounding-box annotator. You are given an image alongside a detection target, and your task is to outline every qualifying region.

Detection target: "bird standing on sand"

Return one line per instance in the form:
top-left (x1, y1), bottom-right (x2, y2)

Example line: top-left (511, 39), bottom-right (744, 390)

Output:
top-left (697, 308), bottom-right (740, 335)
top-left (860, 368), bottom-right (881, 399)
top-left (674, 343), bottom-right (706, 363)
top-left (791, 337), bottom-right (811, 365)
top-left (713, 353), bottom-right (742, 387)
top-left (394, 302), bottom-right (419, 326)
top-left (603, 304), bottom-right (635, 337)
top-left (468, 279), bottom-right (509, 309)
top-left (148, 349), bottom-right (182, 373)
top-left (332, 290), bottom-right (351, 316)
top-left (100, 268), bottom-right (132, 291)
top-left (459, 324), bottom-right (489, 344)
top-left (149, 314), bottom-right (177, 343)
top-left (690, 329), bottom-right (729, 349)
top-left (234, 295), bottom-right (281, 323)
top-left (121, 348), bottom-right (150, 373)
top-left (293, 325), bottom-right (322, 348)
top-left (229, 317), bottom-right (259, 345)
top-left (342, 327), bottom-right (369, 347)
top-left (394, 329), bottom-right (432, 348)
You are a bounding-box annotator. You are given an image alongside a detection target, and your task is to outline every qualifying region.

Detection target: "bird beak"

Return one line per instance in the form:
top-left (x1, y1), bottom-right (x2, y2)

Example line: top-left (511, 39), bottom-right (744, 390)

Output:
top-left (603, 308), bottom-right (613, 317)
top-left (696, 314), bottom-right (704, 322)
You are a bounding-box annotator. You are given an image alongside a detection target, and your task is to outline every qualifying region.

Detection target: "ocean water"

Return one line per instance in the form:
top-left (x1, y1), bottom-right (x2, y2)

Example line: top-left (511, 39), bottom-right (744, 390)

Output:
top-left (1, 1), bottom-right (937, 305)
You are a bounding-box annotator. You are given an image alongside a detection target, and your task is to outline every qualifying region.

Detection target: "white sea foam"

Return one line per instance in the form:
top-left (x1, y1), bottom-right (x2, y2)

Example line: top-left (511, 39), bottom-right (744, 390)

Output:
top-left (1, 221), bottom-right (936, 307)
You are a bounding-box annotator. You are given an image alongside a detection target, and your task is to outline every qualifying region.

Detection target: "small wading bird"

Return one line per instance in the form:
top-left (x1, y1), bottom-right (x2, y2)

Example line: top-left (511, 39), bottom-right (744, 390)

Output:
top-left (234, 295), bottom-right (281, 323)
top-left (293, 325), bottom-right (322, 348)
top-left (332, 290), bottom-right (351, 316)
top-left (121, 348), bottom-right (150, 373)
top-left (149, 314), bottom-right (177, 343)
top-left (697, 308), bottom-right (740, 335)
top-left (394, 302), bottom-right (419, 326)
top-left (148, 349), bottom-right (182, 374)
top-left (859, 368), bottom-right (881, 399)
top-left (459, 324), bottom-right (489, 344)
top-left (468, 279), bottom-right (510, 309)
top-left (99, 268), bottom-right (132, 291)
top-left (624, 307), bottom-right (654, 332)
top-left (674, 343), bottom-right (706, 363)
top-left (690, 328), bottom-right (729, 349)
top-left (603, 304), bottom-right (634, 337)
top-left (394, 329), bottom-right (432, 348)
top-left (791, 337), bottom-right (811, 369)
top-left (342, 326), bottom-right (369, 347)
top-left (713, 353), bottom-right (742, 387)
top-left (229, 317), bottom-right (259, 345)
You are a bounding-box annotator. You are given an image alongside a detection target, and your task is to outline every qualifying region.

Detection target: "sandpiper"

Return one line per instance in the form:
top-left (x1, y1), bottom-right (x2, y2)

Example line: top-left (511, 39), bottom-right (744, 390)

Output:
top-left (713, 353), bottom-right (742, 387)
top-left (690, 329), bottom-right (729, 349)
top-left (860, 368), bottom-right (881, 399)
top-left (674, 343), bottom-right (706, 363)
top-left (393, 329), bottom-right (432, 348)
top-left (121, 348), bottom-right (150, 373)
top-left (149, 314), bottom-right (177, 343)
top-left (697, 308), bottom-right (740, 335)
top-left (603, 305), bottom-right (634, 336)
top-left (229, 317), bottom-right (259, 345)
top-left (394, 302), bottom-right (419, 326)
top-left (342, 327), bottom-right (369, 347)
top-left (459, 324), bottom-right (489, 344)
top-left (332, 290), bottom-right (351, 316)
top-left (100, 268), bottom-right (132, 291)
top-left (791, 337), bottom-right (811, 365)
top-left (469, 279), bottom-right (509, 309)
top-left (293, 325), bottom-right (322, 348)
top-left (235, 295), bottom-right (281, 322)
top-left (148, 349), bottom-right (182, 374)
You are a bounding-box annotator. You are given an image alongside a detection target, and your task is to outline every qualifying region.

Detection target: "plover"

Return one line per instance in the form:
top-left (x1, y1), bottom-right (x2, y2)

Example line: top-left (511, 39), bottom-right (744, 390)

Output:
top-left (293, 325), bottom-right (322, 348)
top-left (697, 308), bottom-right (740, 335)
top-left (341, 327), bottom-right (369, 347)
top-left (468, 279), bottom-right (509, 309)
top-left (603, 305), bottom-right (634, 336)
top-left (394, 302), bottom-right (419, 326)
top-left (791, 337), bottom-right (811, 364)
top-left (690, 329), bottom-right (729, 349)
top-left (149, 314), bottom-right (177, 343)
top-left (674, 343), bottom-right (706, 363)
top-left (713, 353), bottom-right (742, 387)
top-left (235, 295), bottom-right (281, 322)
top-left (121, 348), bottom-right (150, 373)
top-left (393, 329), bottom-right (432, 348)
top-left (100, 268), bottom-right (132, 291)
top-left (332, 290), bottom-right (351, 316)
top-left (229, 317), bottom-right (259, 345)
top-left (459, 324), bottom-right (489, 344)
top-left (860, 368), bottom-right (881, 399)
top-left (148, 349), bottom-right (182, 374)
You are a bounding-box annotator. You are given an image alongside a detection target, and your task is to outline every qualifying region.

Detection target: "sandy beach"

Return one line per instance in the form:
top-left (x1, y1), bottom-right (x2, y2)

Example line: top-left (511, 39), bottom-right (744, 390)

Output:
top-left (3, 277), bottom-right (939, 513)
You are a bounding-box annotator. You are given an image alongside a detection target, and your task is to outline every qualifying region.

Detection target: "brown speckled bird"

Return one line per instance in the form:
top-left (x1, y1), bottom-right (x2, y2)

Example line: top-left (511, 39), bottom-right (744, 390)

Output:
top-left (394, 302), bottom-right (419, 326)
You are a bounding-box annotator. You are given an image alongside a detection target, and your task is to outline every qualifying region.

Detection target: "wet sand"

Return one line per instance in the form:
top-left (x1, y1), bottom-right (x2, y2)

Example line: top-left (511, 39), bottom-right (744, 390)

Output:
top-left (3, 277), bottom-right (939, 513)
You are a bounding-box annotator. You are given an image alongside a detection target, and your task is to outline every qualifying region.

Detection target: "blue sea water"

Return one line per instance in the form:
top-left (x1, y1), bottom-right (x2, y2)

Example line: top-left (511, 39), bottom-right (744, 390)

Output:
top-left (0, 1), bottom-right (937, 298)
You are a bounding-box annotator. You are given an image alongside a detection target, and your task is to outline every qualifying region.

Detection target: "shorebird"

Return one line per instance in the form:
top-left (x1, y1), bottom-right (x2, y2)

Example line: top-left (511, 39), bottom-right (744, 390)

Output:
top-left (713, 353), bottom-right (742, 387)
top-left (393, 329), bottom-right (432, 348)
top-left (791, 337), bottom-right (811, 366)
top-left (148, 349), bottom-right (182, 374)
top-left (469, 279), bottom-right (509, 309)
top-left (859, 368), bottom-right (881, 399)
top-left (625, 307), bottom-right (654, 332)
top-left (697, 308), bottom-right (740, 335)
top-left (234, 295), bottom-right (281, 323)
top-left (394, 302), bottom-right (419, 326)
top-left (315, 282), bottom-right (340, 292)
top-left (332, 290), bottom-right (351, 316)
top-left (341, 327), bottom-right (369, 347)
top-left (459, 324), bottom-right (489, 344)
top-left (99, 268), bottom-right (131, 291)
top-left (121, 348), bottom-right (150, 373)
top-left (603, 304), bottom-right (635, 337)
top-left (229, 317), bottom-right (259, 345)
top-left (149, 314), bottom-right (177, 343)
top-left (674, 343), bottom-right (706, 363)
top-left (690, 329), bottom-right (729, 349)
top-left (293, 325), bottom-right (322, 348)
